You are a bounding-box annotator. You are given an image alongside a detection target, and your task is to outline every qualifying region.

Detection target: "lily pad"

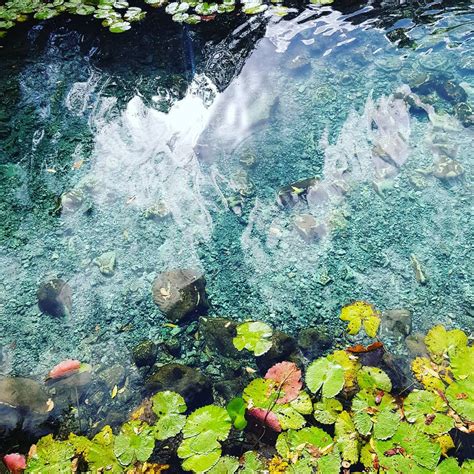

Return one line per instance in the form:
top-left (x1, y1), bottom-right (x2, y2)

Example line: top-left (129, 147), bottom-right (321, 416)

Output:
top-left (306, 356), bottom-right (345, 398)
top-left (233, 321), bottom-right (273, 356)
top-left (340, 301), bottom-right (381, 337)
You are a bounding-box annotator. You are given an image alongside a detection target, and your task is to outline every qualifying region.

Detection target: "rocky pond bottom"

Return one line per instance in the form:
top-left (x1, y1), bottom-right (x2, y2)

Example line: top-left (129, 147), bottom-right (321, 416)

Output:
top-left (0, 0), bottom-right (473, 465)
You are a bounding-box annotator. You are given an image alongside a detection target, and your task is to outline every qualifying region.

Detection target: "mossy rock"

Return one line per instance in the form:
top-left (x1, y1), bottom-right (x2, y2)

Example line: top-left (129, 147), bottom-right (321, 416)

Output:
top-left (297, 327), bottom-right (333, 359)
top-left (256, 331), bottom-right (299, 373)
top-left (145, 364), bottom-right (213, 410)
top-left (199, 318), bottom-right (240, 357)
top-left (132, 340), bottom-right (158, 368)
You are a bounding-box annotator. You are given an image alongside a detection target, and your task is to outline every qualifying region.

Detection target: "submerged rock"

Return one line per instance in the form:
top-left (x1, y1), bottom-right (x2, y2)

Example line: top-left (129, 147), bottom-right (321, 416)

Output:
top-left (152, 269), bottom-right (209, 323)
top-left (432, 157), bottom-right (464, 180)
top-left (93, 251), bottom-right (116, 276)
top-left (454, 102), bottom-right (473, 128)
top-left (256, 331), bottom-right (298, 373)
top-left (199, 317), bottom-right (240, 357)
top-left (277, 177), bottom-right (318, 207)
top-left (0, 377), bottom-right (50, 436)
top-left (37, 279), bottom-right (72, 317)
top-left (294, 214), bottom-right (326, 243)
top-left (143, 201), bottom-right (170, 221)
top-left (145, 363), bottom-right (212, 409)
top-left (297, 327), bottom-right (333, 359)
top-left (132, 340), bottom-right (158, 368)
top-left (380, 309), bottom-right (412, 340)
top-left (440, 80), bottom-right (468, 104)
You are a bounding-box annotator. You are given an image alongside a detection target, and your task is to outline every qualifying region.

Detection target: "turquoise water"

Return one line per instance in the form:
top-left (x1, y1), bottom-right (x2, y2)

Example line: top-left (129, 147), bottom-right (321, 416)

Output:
top-left (0, 0), bottom-right (473, 435)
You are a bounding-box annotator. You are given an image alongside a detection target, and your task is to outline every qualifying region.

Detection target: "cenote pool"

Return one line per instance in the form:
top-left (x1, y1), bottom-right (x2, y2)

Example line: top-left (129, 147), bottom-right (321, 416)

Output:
top-left (0, 0), bottom-right (473, 465)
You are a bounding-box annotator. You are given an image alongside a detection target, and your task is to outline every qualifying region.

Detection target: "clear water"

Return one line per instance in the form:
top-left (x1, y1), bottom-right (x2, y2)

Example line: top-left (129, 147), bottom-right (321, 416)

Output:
top-left (0, 0), bottom-right (473, 432)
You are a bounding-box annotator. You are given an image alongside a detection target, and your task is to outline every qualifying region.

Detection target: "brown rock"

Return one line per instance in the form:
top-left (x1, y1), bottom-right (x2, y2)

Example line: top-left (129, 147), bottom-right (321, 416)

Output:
top-left (294, 214), bottom-right (327, 242)
top-left (152, 269), bottom-right (208, 323)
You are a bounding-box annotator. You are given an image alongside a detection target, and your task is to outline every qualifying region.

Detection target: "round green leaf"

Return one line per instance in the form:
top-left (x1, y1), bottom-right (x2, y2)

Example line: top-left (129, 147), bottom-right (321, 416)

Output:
top-left (306, 357), bottom-right (344, 398)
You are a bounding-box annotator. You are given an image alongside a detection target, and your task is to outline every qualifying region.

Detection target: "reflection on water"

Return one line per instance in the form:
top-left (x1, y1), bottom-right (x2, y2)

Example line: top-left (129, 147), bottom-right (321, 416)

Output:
top-left (0, 0), bottom-right (473, 437)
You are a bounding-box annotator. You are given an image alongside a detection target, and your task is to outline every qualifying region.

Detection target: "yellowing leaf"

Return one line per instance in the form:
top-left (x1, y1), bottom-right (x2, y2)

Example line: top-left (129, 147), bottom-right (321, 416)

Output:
top-left (436, 433), bottom-right (455, 456)
top-left (111, 385), bottom-right (118, 399)
top-left (340, 301), bottom-right (380, 338)
top-left (425, 325), bottom-right (468, 364)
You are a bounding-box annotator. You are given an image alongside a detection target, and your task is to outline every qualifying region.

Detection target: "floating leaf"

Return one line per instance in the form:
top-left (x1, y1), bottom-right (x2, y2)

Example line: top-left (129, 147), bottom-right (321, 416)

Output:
top-left (183, 405), bottom-right (232, 441)
top-left (404, 390), bottom-right (454, 436)
top-left (288, 391), bottom-right (313, 415)
top-left (208, 456), bottom-right (239, 473)
top-left (25, 435), bottom-right (75, 473)
top-left (436, 433), bottom-right (455, 456)
top-left (243, 378), bottom-right (277, 409)
top-left (436, 457), bottom-right (461, 474)
top-left (450, 346), bottom-right (474, 381)
top-left (425, 326), bottom-right (468, 364)
top-left (352, 389), bottom-right (400, 439)
top-left (412, 357), bottom-right (446, 392)
top-left (265, 361), bottom-right (302, 404)
top-left (313, 398), bottom-right (343, 424)
top-left (194, 2), bottom-right (217, 15)
top-left (445, 376), bottom-right (474, 422)
top-left (273, 404), bottom-right (306, 430)
top-left (240, 451), bottom-right (266, 474)
top-left (357, 366), bottom-right (392, 392)
top-left (113, 421), bottom-right (154, 466)
top-left (233, 321), bottom-right (273, 356)
top-left (374, 422), bottom-right (441, 472)
top-left (151, 392), bottom-right (187, 441)
top-left (109, 21), bottom-right (131, 33)
top-left (329, 350), bottom-right (361, 391)
top-left (335, 411), bottom-right (359, 465)
top-left (248, 407), bottom-right (282, 432)
top-left (70, 426), bottom-right (121, 473)
top-left (306, 356), bottom-right (344, 398)
top-left (340, 301), bottom-right (381, 337)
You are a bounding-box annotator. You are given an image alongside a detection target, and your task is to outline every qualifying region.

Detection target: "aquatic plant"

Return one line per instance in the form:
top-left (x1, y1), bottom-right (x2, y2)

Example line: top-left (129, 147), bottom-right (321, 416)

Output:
top-left (178, 405), bottom-right (232, 472)
top-left (0, 0), bottom-right (290, 37)
top-left (339, 301), bottom-right (381, 338)
top-left (232, 321), bottom-right (273, 356)
top-left (8, 319), bottom-right (473, 474)
top-left (226, 397), bottom-right (247, 430)
top-left (151, 390), bottom-right (187, 440)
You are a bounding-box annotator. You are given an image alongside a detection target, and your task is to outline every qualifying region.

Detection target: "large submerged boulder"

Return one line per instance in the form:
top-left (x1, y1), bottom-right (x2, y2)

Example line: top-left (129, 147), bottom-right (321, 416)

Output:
top-left (152, 269), bottom-right (209, 323)
top-left (0, 377), bottom-right (50, 437)
top-left (37, 279), bottom-right (72, 317)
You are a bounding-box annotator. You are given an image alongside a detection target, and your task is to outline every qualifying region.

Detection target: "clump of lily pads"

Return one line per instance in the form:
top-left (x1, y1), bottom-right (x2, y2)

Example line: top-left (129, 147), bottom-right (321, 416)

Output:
top-left (0, 0), bottom-right (301, 37)
top-left (6, 303), bottom-right (473, 473)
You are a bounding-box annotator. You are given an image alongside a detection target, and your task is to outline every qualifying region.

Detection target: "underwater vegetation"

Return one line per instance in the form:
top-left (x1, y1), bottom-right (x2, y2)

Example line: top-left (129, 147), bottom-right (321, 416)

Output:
top-left (2, 303), bottom-right (473, 473)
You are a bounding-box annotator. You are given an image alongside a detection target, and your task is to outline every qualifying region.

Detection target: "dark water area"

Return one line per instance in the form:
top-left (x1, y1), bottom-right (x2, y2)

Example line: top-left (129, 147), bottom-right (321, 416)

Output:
top-left (0, 0), bottom-right (473, 451)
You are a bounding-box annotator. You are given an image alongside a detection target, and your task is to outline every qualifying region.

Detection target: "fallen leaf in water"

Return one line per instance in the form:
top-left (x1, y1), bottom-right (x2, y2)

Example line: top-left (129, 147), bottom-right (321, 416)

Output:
top-left (46, 398), bottom-right (54, 412)
top-left (347, 342), bottom-right (384, 353)
top-left (111, 385), bottom-right (118, 398)
top-left (163, 323), bottom-right (178, 328)
top-left (245, 367), bottom-right (256, 374)
top-left (46, 168), bottom-right (57, 173)
top-left (126, 196), bottom-right (136, 204)
top-left (160, 287), bottom-right (171, 298)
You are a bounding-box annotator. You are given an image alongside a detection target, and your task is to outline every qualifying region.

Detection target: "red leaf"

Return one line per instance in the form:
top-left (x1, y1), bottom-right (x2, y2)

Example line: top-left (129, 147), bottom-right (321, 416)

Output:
top-left (265, 361), bottom-right (302, 404)
top-left (48, 359), bottom-right (81, 379)
top-left (347, 342), bottom-right (383, 353)
top-left (248, 408), bottom-right (282, 432)
top-left (3, 453), bottom-right (26, 473)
